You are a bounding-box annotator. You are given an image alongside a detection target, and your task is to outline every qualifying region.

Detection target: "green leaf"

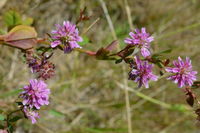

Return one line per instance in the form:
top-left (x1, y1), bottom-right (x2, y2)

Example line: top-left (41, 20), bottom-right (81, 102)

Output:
top-left (78, 36), bottom-right (89, 46)
top-left (0, 29), bottom-right (6, 35)
top-left (155, 61), bottom-right (164, 68)
top-left (0, 124), bottom-right (4, 129)
top-left (0, 109), bottom-right (4, 114)
top-left (8, 124), bottom-right (13, 133)
top-left (152, 49), bottom-right (172, 58)
top-left (192, 81), bottom-right (200, 89)
top-left (115, 59), bottom-right (123, 64)
top-left (9, 116), bottom-right (21, 122)
top-left (22, 17), bottom-right (34, 26)
top-left (36, 46), bottom-right (53, 53)
top-left (0, 114), bottom-right (5, 121)
top-left (170, 104), bottom-right (189, 112)
top-left (0, 89), bottom-right (22, 98)
top-left (159, 49), bottom-right (172, 54)
top-left (3, 10), bottom-right (22, 29)
top-left (49, 109), bottom-right (64, 117)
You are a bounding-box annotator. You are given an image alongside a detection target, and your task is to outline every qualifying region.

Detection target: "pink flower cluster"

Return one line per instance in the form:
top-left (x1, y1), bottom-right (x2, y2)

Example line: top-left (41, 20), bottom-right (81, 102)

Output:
top-left (21, 79), bottom-right (50, 124)
top-left (129, 56), bottom-right (158, 88)
top-left (124, 28), bottom-right (154, 58)
top-left (23, 107), bottom-right (40, 124)
top-left (51, 21), bottom-right (82, 53)
top-left (16, 21), bottom-right (198, 125)
top-left (125, 28), bottom-right (198, 88)
top-left (165, 57), bottom-right (197, 88)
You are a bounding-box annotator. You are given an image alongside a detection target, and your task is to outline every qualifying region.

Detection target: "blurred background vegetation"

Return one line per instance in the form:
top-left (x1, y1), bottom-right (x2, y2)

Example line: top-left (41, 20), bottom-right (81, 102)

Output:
top-left (0, 0), bottom-right (200, 132)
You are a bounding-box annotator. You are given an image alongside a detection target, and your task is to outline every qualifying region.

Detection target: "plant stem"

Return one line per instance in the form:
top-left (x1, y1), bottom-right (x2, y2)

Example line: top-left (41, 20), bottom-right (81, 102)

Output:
top-left (123, 66), bottom-right (133, 133)
top-left (124, 0), bottom-right (134, 31)
top-left (81, 17), bottom-right (100, 35)
top-left (6, 109), bottom-right (21, 130)
top-left (98, 0), bottom-right (117, 40)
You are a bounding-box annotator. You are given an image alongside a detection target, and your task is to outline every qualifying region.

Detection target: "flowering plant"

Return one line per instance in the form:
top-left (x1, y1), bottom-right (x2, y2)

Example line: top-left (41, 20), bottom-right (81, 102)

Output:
top-left (0, 9), bottom-right (199, 133)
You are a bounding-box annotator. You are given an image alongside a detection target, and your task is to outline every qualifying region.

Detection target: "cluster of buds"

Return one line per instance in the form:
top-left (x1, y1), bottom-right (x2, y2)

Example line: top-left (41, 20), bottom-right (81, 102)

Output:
top-left (25, 50), bottom-right (55, 80)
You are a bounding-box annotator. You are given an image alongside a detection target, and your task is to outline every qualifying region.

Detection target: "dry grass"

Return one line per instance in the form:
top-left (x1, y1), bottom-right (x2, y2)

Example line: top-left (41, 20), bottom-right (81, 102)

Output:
top-left (0, 0), bottom-right (200, 133)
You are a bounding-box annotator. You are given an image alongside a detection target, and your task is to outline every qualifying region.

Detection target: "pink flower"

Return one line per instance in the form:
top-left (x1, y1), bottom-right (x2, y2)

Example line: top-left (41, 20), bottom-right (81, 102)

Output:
top-left (21, 79), bottom-right (50, 109)
top-left (23, 107), bottom-right (39, 124)
top-left (165, 57), bottom-right (197, 88)
top-left (124, 28), bottom-right (154, 58)
top-left (51, 21), bottom-right (82, 53)
top-left (129, 56), bottom-right (158, 88)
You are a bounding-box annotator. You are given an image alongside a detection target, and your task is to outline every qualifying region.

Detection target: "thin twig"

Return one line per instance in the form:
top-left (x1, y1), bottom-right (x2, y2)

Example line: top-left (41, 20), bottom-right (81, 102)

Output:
top-left (124, 0), bottom-right (134, 30)
top-left (122, 1), bottom-right (134, 131)
top-left (8, 49), bottom-right (18, 80)
top-left (99, 1), bottom-right (132, 132)
top-left (123, 66), bottom-right (133, 133)
top-left (66, 112), bottom-right (84, 131)
top-left (81, 17), bottom-right (100, 35)
top-left (35, 123), bottom-right (54, 133)
top-left (159, 115), bottom-right (188, 133)
top-left (132, 85), bottom-right (167, 110)
top-left (98, 0), bottom-right (117, 40)
top-left (117, 82), bottom-right (172, 108)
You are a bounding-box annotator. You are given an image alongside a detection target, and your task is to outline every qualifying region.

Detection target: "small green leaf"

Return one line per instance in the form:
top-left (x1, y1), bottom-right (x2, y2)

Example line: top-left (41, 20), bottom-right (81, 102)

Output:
top-left (159, 49), bottom-right (172, 54)
top-left (0, 124), bottom-right (4, 129)
top-left (115, 58), bottom-right (123, 64)
top-left (3, 10), bottom-right (22, 30)
top-left (155, 61), bottom-right (164, 68)
top-left (192, 81), bottom-right (200, 89)
top-left (0, 109), bottom-right (4, 114)
top-left (22, 17), bottom-right (34, 26)
top-left (9, 116), bottom-right (21, 122)
top-left (78, 36), bottom-right (89, 46)
top-left (152, 49), bottom-right (172, 57)
top-left (0, 114), bottom-right (5, 121)
top-left (36, 46), bottom-right (53, 53)
top-left (0, 29), bottom-right (6, 35)
top-left (0, 89), bottom-right (22, 98)
top-left (49, 109), bottom-right (64, 117)
top-left (8, 124), bottom-right (13, 133)
top-left (170, 104), bottom-right (189, 112)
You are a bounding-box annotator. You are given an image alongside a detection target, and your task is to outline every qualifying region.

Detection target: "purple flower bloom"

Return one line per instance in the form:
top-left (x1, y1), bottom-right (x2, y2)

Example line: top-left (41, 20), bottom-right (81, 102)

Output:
top-left (51, 21), bottom-right (83, 53)
top-left (129, 56), bottom-right (158, 88)
top-left (124, 28), bottom-right (154, 57)
top-left (23, 107), bottom-right (39, 124)
top-left (165, 57), bottom-right (197, 88)
top-left (21, 79), bottom-right (50, 109)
